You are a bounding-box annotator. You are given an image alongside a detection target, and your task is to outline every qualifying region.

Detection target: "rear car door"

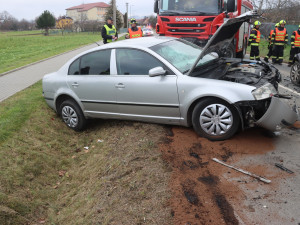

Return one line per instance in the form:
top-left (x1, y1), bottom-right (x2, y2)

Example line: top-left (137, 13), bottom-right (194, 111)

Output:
top-left (114, 48), bottom-right (181, 124)
top-left (66, 49), bottom-right (118, 118)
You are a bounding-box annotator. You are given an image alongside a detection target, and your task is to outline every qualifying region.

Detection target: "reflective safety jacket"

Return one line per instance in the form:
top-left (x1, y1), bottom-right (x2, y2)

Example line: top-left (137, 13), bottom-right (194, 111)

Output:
top-left (104, 24), bottom-right (116, 43)
top-left (271, 27), bottom-right (288, 45)
top-left (291, 30), bottom-right (300, 47)
top-left (268, 30), bottom-right (274, 44)
top-left (128, 27), bottom-right (143, 38)
top-left (249, 28), bottom-right (260, 46)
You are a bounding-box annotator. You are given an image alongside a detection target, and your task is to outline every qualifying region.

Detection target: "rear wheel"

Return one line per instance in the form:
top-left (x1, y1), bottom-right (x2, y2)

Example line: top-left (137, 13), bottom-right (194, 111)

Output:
top-left (59, 100), bottom-right (86, 131)
top-left (290, 61), bottom-right (300, 86)
top-left (192, 98), bottom-right (240, 141)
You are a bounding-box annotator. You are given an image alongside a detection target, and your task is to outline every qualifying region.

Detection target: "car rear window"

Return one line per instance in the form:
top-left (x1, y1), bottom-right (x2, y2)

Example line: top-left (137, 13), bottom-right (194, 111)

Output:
top-left (68, 50), bottom-right (111, 75)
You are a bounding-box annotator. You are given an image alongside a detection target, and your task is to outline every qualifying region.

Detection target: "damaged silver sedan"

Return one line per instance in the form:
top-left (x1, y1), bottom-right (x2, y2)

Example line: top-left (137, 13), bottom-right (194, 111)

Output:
top-left (42, 12), bottom-right (298, 141)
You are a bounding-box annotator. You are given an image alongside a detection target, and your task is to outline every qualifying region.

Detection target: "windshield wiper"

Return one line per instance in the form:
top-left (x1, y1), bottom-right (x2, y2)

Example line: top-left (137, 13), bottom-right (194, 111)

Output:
top-left (160, 11), bottom-right (181, 15)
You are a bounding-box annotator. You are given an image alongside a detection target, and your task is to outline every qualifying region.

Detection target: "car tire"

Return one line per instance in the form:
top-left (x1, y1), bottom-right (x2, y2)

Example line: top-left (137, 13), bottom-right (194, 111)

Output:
top-left (192, 98), bottom-right (240, 141)
top-left (59, 99), bottom-right (86, 131)
top-left (290, 61), bottom-right (300, 86)
top-left (223, 43), bottom-right (236, 58)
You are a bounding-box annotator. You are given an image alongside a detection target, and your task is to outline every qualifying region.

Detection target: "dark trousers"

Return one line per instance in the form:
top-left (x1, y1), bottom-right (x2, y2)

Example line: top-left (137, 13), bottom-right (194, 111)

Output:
top-left (250, 45), bottom-right (260, 60)
top-left (272, 45), bottom-right (284, 63)
top-left (267, 44), bottom-right (273, 58)
top-left (289, 47), bottom-right (300, 63)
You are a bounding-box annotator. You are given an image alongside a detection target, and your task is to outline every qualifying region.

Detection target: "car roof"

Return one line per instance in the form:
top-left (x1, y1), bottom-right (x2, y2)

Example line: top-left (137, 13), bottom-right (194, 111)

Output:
top-left (95, 36), bottom-right (176, 51)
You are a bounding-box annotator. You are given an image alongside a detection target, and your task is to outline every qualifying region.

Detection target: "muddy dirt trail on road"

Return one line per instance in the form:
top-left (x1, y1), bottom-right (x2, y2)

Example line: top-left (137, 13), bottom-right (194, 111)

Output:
top-left (159, 126), bottom-right (276, 225)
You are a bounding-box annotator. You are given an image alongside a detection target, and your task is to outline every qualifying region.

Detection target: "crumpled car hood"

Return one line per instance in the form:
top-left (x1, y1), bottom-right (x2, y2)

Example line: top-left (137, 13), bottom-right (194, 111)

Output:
top-left (188, 11), bottom-right (258, 76)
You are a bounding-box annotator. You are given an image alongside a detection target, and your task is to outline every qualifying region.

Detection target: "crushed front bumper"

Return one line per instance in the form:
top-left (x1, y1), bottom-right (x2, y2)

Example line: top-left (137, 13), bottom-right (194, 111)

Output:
top-left (256, 97), bottom-right (299, 131)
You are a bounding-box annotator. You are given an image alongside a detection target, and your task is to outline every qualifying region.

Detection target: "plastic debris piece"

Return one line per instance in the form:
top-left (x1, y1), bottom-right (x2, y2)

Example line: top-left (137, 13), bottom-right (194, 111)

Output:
top-left (275, 163), bottom-right (294, 174)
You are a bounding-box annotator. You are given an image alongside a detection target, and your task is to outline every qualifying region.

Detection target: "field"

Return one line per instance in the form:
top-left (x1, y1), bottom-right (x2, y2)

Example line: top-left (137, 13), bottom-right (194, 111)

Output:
top-left (0, 30), bottom-right (103, 74)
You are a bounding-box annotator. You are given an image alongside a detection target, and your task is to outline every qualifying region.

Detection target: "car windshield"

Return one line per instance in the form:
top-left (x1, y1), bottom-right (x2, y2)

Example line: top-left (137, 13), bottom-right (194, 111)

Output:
top-left (143, 28), bottom-right (152, 31)
top-left (150, 39), bottom-right (217, 74)
top-left (160, 0), bottom-right (220, 14)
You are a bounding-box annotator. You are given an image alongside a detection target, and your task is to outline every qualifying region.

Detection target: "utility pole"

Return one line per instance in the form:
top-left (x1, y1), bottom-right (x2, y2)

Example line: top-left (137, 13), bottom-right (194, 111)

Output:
top-left (113, 0), bottom-right (116, 27)
top-left (126, 2), bottom-right (129, 28)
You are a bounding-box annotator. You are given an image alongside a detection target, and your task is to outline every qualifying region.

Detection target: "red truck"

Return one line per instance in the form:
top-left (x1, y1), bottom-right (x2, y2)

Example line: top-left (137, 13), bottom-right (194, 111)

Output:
top-left (154, 0), bottom-right (253, 57)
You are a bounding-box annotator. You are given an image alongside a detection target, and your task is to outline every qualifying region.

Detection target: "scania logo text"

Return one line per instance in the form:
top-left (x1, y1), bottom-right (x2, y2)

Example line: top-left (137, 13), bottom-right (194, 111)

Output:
top-left (175, 18), bottom-right (197, 22)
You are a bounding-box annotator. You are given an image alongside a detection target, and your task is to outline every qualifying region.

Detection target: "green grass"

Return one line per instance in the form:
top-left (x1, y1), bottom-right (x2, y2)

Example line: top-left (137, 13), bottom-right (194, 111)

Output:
top-left (0, 30), bottom-right (103, 74)
top-left (247, 39), bottom-right (291, 62)
top-left (0, 82), bottom-right (171, 225)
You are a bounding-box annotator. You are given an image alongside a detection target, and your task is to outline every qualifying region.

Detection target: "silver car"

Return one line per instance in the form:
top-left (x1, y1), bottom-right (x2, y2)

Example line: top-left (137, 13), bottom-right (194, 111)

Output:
top-left (43, 12), bottom-right (298, 141)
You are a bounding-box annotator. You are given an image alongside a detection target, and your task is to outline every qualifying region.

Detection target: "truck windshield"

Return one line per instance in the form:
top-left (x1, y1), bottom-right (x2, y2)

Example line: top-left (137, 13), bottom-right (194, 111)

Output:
top-left (160, 0), bottom-right (220, 14)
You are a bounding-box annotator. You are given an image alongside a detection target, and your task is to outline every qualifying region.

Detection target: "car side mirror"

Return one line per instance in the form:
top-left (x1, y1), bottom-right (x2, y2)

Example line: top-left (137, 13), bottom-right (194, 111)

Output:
top-left (149, 66), bottom-right (167, 77)
top-left (154, 0), bottom-right (159, 13)
top-left (227, 0), bottom-right (236, 12)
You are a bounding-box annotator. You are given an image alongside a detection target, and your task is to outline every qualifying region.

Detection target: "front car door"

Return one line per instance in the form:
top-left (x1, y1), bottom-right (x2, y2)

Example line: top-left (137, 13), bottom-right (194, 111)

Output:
top-left (114, 48), bottom-right (181, 125)
top-left (66, 49), bottom-right (118, 119)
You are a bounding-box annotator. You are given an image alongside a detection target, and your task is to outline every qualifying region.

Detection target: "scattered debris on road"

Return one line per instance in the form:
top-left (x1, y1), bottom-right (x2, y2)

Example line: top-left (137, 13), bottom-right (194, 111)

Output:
top-left (212, 158), bottom-right (271, 183)
top-left (275, 163), bottom-right (294, 174)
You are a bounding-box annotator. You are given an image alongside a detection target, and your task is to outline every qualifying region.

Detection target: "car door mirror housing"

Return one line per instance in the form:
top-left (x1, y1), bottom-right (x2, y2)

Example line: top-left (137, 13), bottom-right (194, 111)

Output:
top-left (149, 67), bottom-right (167, 77)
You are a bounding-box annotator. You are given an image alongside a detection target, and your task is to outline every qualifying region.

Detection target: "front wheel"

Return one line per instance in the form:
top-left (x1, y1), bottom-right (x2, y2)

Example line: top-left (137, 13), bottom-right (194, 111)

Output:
top-left (192, 98), bottom-right (240, 141)
top-left (290, 61), bottom-right (300, 86)
top-left (59, 99), bottom-right (86, 131)
top-left (223, 43), bottom-right (236, 58)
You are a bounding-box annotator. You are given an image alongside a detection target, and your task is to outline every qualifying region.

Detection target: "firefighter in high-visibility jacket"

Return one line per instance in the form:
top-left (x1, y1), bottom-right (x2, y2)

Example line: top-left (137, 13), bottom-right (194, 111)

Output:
top-left (264, 23), bottom-right (279, 62)
top-left (248, 21), bottom-right (261, 61)
top-left (288, 25), bottom-right (300, 66)
top-left (125, 18), bottom-right (143, 39)
top-left (271, 20), bottom-right (288, 64)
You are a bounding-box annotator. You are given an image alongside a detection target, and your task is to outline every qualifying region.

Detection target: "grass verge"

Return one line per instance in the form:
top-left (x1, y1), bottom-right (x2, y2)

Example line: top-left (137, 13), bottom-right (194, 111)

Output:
top-left (0, 82), bottom-right (172, 225)
top-left (0, 31), bottom-right (102, 74)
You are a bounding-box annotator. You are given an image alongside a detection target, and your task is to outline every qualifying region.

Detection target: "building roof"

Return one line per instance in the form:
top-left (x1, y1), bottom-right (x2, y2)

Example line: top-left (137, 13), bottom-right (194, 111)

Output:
top-left (66, 2), bottom-right (110, 12)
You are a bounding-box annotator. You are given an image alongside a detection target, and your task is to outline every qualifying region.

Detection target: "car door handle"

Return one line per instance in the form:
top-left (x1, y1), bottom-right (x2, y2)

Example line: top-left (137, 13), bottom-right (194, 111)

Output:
top-left (115, 83), bottom-right (125, 88)
top-left (71, 82), bottom-right (79, 87)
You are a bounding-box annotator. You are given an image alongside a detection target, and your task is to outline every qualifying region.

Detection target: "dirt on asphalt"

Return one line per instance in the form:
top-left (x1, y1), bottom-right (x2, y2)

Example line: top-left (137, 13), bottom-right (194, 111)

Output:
top-left (159, 126), bottom-right (277, 225)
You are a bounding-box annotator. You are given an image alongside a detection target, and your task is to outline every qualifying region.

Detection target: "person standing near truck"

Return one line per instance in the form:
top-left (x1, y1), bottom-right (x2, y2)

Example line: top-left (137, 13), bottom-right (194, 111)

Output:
top-left (248, 21), bottom-right (261, 61)
top-left (288, 25), bottom-right (300, 66)
top-left (264, 23), bottom-right (279, 62)
top-left (125, 18), bottom-right (143, 39)
top-left (271, 20), bottom-right (288, 64)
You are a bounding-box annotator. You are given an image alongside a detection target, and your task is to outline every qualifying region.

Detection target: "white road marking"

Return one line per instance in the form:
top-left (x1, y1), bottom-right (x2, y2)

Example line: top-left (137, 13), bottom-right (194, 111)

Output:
top-left (279, 84), bottom-right (300, 97)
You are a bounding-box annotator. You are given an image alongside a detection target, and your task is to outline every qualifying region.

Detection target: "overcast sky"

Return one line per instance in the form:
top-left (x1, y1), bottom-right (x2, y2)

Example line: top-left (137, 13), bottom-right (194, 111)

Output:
top-left (0, 0), bottom-right (155, 21)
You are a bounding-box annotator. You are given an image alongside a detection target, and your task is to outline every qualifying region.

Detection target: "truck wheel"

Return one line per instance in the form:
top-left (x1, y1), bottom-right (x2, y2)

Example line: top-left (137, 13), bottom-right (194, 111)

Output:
top-left (59, 99), bottom-right (86, 131)
top-left (236, 41), bottom-right (247, 58)
top-left (192, 98), bottom-right (240, 141)
top-left (224, 43), bottom-right (236, 58)
top-left (290, 61), bottom-right (300, 86)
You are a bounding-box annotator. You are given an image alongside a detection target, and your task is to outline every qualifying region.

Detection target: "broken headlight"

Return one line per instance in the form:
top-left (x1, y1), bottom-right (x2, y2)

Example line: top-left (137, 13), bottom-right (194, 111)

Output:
top-left (252, 83), bottom-right (278, 100)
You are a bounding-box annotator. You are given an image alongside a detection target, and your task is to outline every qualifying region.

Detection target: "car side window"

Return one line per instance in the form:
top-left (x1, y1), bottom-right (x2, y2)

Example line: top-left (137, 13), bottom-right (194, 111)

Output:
top-left (116, 49), bottom-right (166, 75)
top-left (68, 58), bottom-right (80, 75)
top-left (68, 50), bottom-right (111, 75)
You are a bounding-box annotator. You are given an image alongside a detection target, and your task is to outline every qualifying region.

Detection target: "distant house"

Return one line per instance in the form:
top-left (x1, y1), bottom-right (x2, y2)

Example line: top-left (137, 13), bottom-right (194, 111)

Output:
top-left (66, 2), bottom-right (110, 22)
top-left (56, 16), bottom-right (73, 29)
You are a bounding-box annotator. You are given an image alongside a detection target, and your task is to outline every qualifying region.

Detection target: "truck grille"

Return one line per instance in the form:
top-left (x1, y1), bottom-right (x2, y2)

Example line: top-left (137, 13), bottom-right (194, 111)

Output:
top-left (168, 23), bottom-right (205, 28)
top-left (168, 29), bottom-right (205, 33)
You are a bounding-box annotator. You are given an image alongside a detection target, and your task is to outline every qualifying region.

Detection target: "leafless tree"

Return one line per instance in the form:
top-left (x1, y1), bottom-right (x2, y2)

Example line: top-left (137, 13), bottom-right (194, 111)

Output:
top-left (252, 0), bottom-right (300, 24)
